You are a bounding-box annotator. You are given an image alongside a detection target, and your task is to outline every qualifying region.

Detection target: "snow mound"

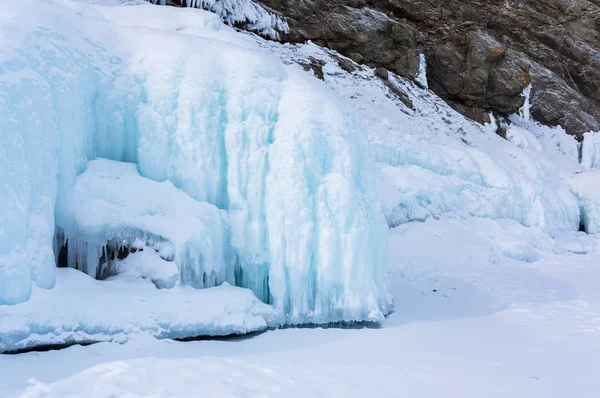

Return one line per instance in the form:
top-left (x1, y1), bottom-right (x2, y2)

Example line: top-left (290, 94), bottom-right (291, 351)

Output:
top-left (113, 244), bottom-right (180, 289)
top-left (57, 159), bottom-right (234, 289)
top-left (570, 171), bottom-right (600, 234)
top-left (0, 268), bottom-right (282, 354)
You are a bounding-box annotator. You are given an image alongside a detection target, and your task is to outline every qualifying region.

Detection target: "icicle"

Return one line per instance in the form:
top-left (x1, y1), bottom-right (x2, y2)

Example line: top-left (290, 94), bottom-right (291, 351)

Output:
top-left (415, 54), bottom-right (428, 89)
top-left (519, 84), bottom-right (532, 122)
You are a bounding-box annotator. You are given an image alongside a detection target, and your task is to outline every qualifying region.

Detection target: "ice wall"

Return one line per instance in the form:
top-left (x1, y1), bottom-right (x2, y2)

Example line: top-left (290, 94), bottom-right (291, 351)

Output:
top-left (570, 171), bottom-right (600, 234)
top-left (57, 159), bottom-right (235, 288)
top-left (582, 131), bottom-right (600, 169)
top-left (0, 1), bottom-right (390, 323)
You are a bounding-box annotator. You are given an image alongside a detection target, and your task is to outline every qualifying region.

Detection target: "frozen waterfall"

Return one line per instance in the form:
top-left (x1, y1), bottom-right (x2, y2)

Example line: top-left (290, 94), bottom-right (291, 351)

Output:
top-left (0, 0), bottom-right (391, 323)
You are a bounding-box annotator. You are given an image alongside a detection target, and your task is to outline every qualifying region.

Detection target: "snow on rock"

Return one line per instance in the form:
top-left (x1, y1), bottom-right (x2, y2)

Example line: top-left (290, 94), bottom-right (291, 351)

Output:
top-left (264, 41), bottom-right (581, 235)
top-left (505, 125), bottom-right (543, 152)
top-left (57, 159), bottom-right (234, 289)
top-left (582, 131), bottom-right (600, 169)
top-left (0, 268), bottom-right (282, 354)
top-left (570, 171), bottom-right (600, 234)
top-left (0, 0), bottom-right (390, 324)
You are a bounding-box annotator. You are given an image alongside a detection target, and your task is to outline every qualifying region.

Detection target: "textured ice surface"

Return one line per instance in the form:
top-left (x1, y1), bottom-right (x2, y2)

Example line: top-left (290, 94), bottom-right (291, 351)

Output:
top-left (582, 131), bottom-right (600, 169)
top-left (265, 41), bottom-right (582, 236)
top-left (0, 0), bottom-right (390, 323)
top-left (148, 0), bottom-right (288, 39)
top-left (0, 268), bottom-right (282, 353)
top-left (57, 159), bottom-right (234, 288)
top-left (570, 171), bottom-right (600, 234)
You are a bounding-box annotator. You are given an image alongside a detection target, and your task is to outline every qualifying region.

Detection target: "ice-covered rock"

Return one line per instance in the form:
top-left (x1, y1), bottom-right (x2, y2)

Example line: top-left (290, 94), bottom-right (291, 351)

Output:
top-left (267, 42), bottom-right (581, 236)
top-left (113, 246), bottom-right (180, 289)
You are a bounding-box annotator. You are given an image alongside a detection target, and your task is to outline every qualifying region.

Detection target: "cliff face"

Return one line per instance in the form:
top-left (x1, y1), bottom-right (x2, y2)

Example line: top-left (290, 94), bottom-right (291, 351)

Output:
top-left (258, 0), bottom-right (600, 138)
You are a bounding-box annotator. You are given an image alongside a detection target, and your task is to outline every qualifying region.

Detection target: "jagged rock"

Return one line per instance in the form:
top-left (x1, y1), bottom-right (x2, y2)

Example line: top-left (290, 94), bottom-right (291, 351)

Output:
top-left (259, 0), bottom-right (600, 137)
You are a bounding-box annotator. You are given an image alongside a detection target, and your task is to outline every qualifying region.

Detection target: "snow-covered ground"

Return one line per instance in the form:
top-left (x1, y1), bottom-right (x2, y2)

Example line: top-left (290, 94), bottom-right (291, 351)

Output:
top-left (2, 0), bottom-right (600, 396)
top-left (2, 220), bottom-right (600, 397)
top-left (0, 268), bottom-right (281, 354)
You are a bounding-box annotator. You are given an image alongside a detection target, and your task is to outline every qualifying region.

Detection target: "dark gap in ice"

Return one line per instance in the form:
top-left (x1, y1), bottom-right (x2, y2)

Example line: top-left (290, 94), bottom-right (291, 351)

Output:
top-left (2, 341), bottom-right (97, 355)
top-left (175, 329), bottom-right (267, 343)
top-left (56, 239), bottom-right (69, 268)
top-left (579, 207), bottom-right (588, 233)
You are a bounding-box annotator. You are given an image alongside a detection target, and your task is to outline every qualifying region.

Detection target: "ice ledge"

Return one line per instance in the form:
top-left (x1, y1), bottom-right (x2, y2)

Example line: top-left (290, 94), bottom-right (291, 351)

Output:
top-left (0, 268), bottom-right (283, 354)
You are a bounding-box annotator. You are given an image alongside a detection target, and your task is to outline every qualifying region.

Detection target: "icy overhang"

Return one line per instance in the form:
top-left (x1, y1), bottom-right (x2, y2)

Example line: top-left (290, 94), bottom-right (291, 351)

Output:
top-left (55, 159), bottom-right (235, 289)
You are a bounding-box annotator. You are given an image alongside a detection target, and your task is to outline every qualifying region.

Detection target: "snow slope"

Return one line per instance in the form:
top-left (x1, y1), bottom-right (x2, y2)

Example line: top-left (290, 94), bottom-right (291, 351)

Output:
top-left (0, 0), bottom-right (390, 324)
top-left (258, 40), bottom-right (584, 237)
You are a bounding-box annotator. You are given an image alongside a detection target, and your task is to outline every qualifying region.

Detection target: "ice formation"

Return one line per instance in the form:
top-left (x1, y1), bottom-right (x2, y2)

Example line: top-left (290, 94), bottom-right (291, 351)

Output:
top-left (267, 41), bottom-right (582, 236)
top-left (148, 0), bottom-right (289, 39)
top-left (570, 171), bottom-right (600, 234)
top-left (415, 53), bottom-right (428, 89)
top-left (582, 131), bottom-right (600, 169)
top-left (56, 159), bottom-right (234, 289)
top-left (0, 0), bottom-right (390, 324)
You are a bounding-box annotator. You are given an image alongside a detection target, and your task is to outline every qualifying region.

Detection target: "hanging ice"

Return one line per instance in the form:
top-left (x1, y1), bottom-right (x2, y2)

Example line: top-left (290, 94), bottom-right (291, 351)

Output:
top-left (147, 0), bottom-right (289, 39)
top-left (570, 170), bottom-right (600, 234)
top-left (518, 84), bottom-right (532, 122)
top-left (582, 131), bottom-right (600, 169)
top-left (0, 0), bottom-right (391, 323)
top-left (55, 159), bottom-right (235, 289)
top-left (415, 53), bottom-right (428, 89)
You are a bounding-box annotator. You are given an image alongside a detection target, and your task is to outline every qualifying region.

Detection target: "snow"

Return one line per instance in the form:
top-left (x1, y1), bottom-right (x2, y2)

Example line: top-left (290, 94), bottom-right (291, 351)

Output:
top-left (2, 1), bottom-right (600, 395)
top-left (506, 125), bottom-right (543, 152)
top-left (265, 41), bottom-right (581, 235)
top-left (113, 245), bottom-right (180, 289)
top-left (582, 131), bottom-right (600, 169)
top-left (3, 219), bottom-right (600, 397)
top-left (0, 268), bottom-right (282, 354)
top-left (57, 158), bottom-right (234, 289)
top-left (0, 0), bottom-right (390, 324)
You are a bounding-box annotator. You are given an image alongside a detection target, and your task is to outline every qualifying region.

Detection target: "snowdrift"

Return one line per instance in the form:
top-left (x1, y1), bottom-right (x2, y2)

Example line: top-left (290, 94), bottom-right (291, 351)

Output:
top-left (0, 268), bottom-right (282, 354)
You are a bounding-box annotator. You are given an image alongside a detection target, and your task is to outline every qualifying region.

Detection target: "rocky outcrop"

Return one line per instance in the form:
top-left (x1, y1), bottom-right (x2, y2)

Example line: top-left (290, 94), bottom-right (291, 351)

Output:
top-left (258, 0), bottom-right (600, 138)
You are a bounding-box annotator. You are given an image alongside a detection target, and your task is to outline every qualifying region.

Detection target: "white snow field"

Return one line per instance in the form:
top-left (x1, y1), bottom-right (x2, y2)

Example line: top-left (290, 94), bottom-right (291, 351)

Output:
top-left (2, 0), bottom-right (600, 396)
top-left (2, 220), bottom-right (600, 397)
